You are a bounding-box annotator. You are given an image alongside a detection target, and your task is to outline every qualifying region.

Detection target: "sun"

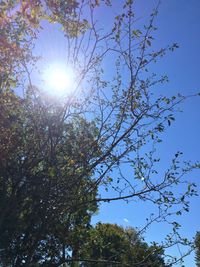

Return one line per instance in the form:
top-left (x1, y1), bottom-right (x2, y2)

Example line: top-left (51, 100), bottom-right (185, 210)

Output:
top-left (42, 63), bottom-right (75, 96)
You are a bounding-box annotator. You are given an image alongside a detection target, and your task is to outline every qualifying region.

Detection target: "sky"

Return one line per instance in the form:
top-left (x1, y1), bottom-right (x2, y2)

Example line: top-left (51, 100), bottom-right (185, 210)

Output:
top-left (92, 1), bottom-right (200, 266)
top-left (33, 0), bottom-right (200, 266)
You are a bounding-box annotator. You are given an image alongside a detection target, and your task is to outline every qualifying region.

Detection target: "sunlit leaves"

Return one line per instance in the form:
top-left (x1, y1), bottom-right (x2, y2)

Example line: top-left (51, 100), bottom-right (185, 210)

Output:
top-left (0, 0), bottom-right (89, 88)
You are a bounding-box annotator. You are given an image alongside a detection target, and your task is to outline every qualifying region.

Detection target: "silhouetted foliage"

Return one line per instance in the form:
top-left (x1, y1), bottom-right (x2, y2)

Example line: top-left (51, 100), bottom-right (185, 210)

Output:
top-left (195, 232), bottom-right (200, 267)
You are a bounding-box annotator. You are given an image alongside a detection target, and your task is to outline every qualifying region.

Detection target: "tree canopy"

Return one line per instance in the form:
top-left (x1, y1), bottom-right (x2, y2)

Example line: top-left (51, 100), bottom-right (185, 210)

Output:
top-left (75, 223), bottom-right (169, 267)
top-left (0, 0), bottom-right (199, 266)
top-left (0, 88), bottom-right (99, 266)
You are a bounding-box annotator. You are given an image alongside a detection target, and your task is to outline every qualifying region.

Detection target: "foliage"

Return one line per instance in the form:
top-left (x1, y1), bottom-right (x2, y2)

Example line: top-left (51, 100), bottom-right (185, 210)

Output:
top-left (0, 0), bottom-right (199, 266)
top-left (76, 223), bottom-right (168, 267)
top-left (195, 232), bottom-right (200, 267)
top-left (0, 0), bottom-right (90, 88)
top-left (0, 88), bottom-right (99, 266)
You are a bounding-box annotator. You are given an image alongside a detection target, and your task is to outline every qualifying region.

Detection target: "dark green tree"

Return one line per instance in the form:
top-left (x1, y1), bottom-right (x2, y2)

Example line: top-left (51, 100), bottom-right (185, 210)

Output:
top-left (195, 232), bottom-right (200, 267)
top-left (0, 88), bottom-right (100, 266)
top-left (75, 223), bottom-right (168, 267)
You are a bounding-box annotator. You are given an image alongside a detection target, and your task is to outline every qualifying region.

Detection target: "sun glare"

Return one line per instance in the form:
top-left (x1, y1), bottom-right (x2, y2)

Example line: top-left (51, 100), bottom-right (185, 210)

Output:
top-left (42, 63), bottom-right (75, 96)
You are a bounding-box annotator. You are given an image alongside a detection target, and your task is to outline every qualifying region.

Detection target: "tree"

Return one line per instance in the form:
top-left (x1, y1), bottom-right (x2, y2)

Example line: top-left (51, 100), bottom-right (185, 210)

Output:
top-left (0, 0), bottom-right (199, 266)
top-left (76, 223), bottom-right (168, 267)
top-left (195, 232), bottom-right (200, 267)
top-left (0, 88), bottom-right (99, 266)
top-left (0, 0), bottom-right (88, 88)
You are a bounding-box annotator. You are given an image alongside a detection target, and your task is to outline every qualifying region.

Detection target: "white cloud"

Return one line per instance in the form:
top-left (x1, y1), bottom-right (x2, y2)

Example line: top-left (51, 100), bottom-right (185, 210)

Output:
top-left (123, 218), bottom-right (129, 223)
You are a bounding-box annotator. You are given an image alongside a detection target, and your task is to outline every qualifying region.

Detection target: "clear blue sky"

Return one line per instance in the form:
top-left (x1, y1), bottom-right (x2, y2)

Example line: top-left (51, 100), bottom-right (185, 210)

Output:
top-left (34, 0), bottom-right (200, 266)
top-left (91, 1), bottom-right (200, 266)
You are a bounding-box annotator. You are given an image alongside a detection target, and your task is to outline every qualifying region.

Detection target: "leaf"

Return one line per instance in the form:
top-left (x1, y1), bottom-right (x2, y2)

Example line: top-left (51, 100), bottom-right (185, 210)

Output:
top-left (147, 39), bottom-right (151, 46)
top-left (132, 29), bottom-right (142, 37)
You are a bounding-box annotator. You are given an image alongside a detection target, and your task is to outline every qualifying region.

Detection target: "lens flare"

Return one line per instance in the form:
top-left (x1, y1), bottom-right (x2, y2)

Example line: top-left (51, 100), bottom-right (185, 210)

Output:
top-left (42, 63), bottom-right (75, 96)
